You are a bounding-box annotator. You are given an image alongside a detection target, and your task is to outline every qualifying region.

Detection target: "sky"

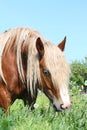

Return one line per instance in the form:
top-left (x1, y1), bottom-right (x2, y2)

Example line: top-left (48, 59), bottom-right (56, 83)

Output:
top-left (0, 0), bottom-right (87, 62)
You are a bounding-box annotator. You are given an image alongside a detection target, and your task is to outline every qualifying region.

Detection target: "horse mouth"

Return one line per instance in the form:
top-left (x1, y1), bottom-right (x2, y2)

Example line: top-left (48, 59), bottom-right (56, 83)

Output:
top-left (53, 103), bottom-right (71, 112)
top-left (53, 104), bottom-right (62, 112)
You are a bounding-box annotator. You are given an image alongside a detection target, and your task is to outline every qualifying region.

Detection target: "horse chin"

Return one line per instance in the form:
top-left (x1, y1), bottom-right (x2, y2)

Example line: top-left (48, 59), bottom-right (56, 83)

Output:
top-left (53, 104), bottom-right (62, 112)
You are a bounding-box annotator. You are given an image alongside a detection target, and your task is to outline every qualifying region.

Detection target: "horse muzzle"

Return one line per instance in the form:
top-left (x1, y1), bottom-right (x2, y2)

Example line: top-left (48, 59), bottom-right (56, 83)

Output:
top-left (53, 102), bottom-right (71, 112)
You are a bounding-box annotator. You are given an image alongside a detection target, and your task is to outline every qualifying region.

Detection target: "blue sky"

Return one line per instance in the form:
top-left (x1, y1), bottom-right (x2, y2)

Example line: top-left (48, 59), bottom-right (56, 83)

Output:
top-left (0, 0), bottom-right (87, 62)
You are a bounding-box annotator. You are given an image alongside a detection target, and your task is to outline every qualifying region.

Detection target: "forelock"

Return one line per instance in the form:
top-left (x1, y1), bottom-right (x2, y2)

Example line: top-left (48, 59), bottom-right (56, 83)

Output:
top-left (44, 42), bottom-right (70, 88)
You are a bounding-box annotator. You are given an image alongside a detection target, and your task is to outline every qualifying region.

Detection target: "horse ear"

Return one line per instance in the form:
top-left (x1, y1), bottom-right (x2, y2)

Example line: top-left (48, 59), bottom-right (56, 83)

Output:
top-left (58, 36), bottom-right (66, 51)
top-left (36, 37), bottom-right (44, 60)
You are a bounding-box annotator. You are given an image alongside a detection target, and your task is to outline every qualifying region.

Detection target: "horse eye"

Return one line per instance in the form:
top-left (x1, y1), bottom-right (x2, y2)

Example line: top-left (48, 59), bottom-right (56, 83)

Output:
top-left (43, 69), bottom-right (51, 76)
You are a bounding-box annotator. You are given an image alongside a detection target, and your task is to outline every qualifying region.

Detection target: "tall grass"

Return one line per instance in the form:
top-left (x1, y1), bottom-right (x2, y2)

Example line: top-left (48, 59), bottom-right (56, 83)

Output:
top-left (0, 89), bottom-right (87, 130)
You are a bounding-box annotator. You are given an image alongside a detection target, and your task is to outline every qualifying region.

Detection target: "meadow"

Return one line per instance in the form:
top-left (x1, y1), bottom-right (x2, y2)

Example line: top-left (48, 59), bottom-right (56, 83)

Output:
top-left (0, 86), bottom-right (87, 130)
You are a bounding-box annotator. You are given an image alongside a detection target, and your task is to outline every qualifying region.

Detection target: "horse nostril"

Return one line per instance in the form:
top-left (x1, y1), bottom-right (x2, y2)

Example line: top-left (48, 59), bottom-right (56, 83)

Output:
top-left (60, 103), bottom-right (71, 110)
top-left (60, 104), bottom-right (67, 110)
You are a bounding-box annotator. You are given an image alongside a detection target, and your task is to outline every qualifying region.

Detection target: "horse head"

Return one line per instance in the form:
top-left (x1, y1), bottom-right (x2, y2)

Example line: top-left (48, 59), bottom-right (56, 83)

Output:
top-left (36, 37), bottom-right (71, 111)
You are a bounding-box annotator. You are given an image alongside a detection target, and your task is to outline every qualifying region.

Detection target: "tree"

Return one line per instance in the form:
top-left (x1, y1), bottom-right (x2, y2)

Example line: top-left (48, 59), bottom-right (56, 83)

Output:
top-left (70, 57), bottom-right (87, 87)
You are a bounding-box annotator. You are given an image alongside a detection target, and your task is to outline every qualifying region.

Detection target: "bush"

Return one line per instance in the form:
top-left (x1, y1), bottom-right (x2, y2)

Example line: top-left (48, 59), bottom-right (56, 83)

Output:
top-left (70, 57), bottom-right (87, 86)
top-left (0, 89), bottom-right (87, 130)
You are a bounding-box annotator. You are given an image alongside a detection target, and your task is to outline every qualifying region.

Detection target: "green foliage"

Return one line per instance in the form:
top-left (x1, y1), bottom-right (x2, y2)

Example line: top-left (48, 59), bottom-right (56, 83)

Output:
top-left (0, 89), bottom-right (87, 130)
top-left (70, 57), bottom-right (87, 86)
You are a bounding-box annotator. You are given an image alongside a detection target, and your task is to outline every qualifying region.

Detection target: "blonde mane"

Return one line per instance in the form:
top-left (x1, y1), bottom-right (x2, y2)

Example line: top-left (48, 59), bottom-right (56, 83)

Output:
top-left (0, 27), bottom-right (45, 96)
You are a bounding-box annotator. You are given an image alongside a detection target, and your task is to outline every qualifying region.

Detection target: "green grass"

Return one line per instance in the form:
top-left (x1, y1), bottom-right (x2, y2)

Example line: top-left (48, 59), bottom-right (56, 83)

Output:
top-left (0, 91), bottom-right (87, 130)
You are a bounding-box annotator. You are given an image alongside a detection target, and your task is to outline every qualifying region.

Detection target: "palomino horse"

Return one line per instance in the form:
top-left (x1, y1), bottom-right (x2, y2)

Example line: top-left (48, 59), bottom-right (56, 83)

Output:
top-left (0, 27), bottom-right (71, 112)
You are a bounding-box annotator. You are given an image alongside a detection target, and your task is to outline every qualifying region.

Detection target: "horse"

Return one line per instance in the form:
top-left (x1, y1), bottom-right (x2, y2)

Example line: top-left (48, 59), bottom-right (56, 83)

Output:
top-left (0, 27), bottom-right (71, 112)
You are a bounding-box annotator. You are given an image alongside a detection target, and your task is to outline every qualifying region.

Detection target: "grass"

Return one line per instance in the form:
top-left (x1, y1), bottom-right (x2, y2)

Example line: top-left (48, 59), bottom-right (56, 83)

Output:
top-left (0, 90), bottom-right (87, 130)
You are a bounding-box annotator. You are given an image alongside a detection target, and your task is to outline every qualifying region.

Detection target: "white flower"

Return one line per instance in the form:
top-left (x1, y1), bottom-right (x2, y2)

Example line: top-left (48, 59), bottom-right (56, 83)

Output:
top-left (34, 103), bottom-right (39, 108)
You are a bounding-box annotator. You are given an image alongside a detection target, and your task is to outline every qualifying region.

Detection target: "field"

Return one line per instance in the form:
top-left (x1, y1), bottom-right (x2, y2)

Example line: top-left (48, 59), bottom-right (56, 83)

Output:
top-left (0, 87), bottom-right (87, 130)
